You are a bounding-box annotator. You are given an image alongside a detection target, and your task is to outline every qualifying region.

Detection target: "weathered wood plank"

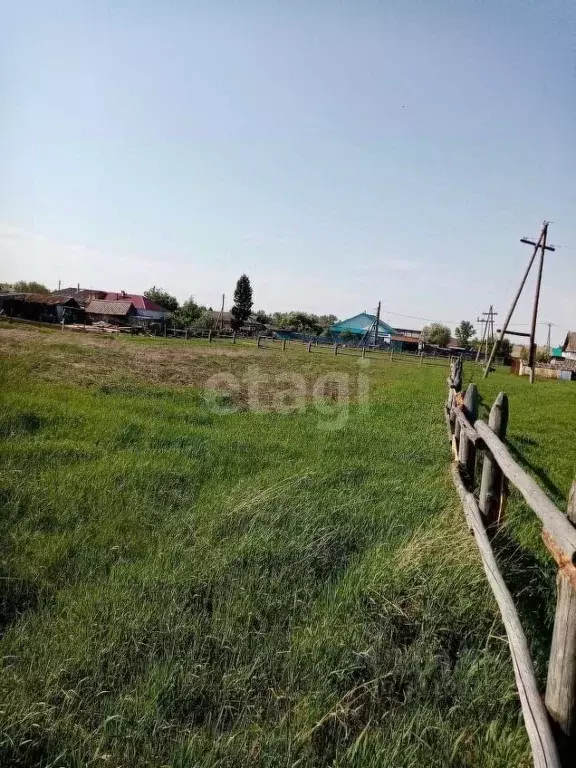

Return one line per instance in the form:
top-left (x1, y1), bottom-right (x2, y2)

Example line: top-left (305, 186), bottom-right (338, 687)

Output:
top-left (453, 407), bottom-right (481, 444)
top-left (478, 393), bottom-right (509, 526)
top-left (474, 420), bottom-right (576, 565)
top-left (458, 384), bottom-right (479, 481)
top-left (546, 480), bottom-right (576, 740)
top-left (451, 464), bottom-right (562, 768)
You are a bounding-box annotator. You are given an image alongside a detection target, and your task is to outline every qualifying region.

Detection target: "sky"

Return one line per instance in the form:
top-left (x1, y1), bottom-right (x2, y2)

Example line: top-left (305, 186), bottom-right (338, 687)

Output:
top-left (1, 1), bottom-right (575, 345)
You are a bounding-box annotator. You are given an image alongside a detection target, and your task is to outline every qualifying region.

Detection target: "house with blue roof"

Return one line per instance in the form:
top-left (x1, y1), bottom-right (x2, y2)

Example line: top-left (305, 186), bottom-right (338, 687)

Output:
top-left (330, 313), bottom-right (396, 343)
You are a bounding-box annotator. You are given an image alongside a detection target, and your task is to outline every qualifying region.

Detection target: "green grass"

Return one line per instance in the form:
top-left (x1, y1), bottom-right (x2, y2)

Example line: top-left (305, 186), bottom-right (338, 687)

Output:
top-left (0, 325), bottom-right (574, 767)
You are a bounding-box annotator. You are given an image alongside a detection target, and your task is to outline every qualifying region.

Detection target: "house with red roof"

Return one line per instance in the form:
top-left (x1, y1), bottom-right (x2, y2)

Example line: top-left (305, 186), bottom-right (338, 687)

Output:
top-left (103, 292), bottom-right (165, 321)
top-left (54, 287), bottom-right (166, 327)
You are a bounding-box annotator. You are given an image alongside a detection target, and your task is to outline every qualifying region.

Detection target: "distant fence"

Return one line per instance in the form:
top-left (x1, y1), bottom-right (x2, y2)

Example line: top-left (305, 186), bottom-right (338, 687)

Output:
top-left (446, 358), bottom-right (576, 768)
top-left (256, 335), bottom-right (452, 367)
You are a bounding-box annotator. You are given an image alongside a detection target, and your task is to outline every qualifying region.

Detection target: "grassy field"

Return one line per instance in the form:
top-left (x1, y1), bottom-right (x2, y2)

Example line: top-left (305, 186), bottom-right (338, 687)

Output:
top-left (1, 324), bottom-right (575, 768)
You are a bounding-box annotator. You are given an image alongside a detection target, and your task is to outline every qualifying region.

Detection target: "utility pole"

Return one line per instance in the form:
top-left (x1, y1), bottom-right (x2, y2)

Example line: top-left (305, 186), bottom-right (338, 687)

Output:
top-left (525, 223), bottom-right (554, 383)
top-left (374, 301), bottom-right (381, 347)
top-left (216, 293), bottom-right (225, 330)
top-left (475, 314), bottom-right (488, 362)
top-left (476, 306), bottom-right (498, 363)
top-left (546, 322), bottom-right (553, 357)
top-left (483, 222), bottom-right (554, 378)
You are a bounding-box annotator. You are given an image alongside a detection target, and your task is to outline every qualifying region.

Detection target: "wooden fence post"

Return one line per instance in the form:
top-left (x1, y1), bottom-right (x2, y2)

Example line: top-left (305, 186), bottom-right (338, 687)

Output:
top-left (334, 344), bottom-right (339, 356)
top-left (257, 335), bottom-right (261, 348)
top-left (307, 341), bottom-right (312, 353)
top-left (282, 339), bottom-right (286, 351)
top-left (478, 393), bottom-right (509, 526)
top-left (185, 329), bottom-right (188, 340)
top-left (546, 479), bottom-right (576, 741)
top-left (362, 347), bottom-right (366, 359)
top-left (458, 383), bottom-right (479, 482)
top-left (208, 330), bottom-right (212, 343)
top-left (232, 332), bottom-right (236, 344)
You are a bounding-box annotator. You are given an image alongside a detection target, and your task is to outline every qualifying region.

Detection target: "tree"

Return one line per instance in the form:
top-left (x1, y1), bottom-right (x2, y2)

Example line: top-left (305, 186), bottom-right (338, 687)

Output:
top-left (192, 309), bottom-right (217, 330)
top-left (339, 330), bottom-right (355, 342)
top-left (318, 314), bottom-right (338, 327)
top-left (255, 309), bottom-right (271, 324)
top-left (144, 286), bottom-right (179, 313)
top-left (454, 320), bottom-right (476, 348)
top-left (499, 338), bottom-right (512, 359)
top-left (422, 322), bottom-right (451, 348)
top-left (176, 296), bottom-right (204, 327)
top-left (12, 280), bottom-right (50, 294)
top-left (230, 274), bottom-right (253, 331)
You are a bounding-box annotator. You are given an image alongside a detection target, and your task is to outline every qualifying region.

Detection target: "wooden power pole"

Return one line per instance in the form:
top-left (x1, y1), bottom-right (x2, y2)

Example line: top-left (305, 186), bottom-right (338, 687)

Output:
top-left (483, 222), bottom-right (554, 379)
top-left (374, 301), bottom-right (381, 347)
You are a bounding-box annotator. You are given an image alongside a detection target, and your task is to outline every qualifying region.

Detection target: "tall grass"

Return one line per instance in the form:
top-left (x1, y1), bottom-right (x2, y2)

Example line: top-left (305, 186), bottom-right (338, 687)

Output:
top-left (1, 328), bottom-right (573, 766)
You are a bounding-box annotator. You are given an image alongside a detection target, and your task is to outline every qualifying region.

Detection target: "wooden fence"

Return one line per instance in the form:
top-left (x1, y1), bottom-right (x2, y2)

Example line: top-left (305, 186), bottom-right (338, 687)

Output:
top-left (446, 357), bottom-right (576, 768)
top-left (257, 335), bottom-right (451, 367)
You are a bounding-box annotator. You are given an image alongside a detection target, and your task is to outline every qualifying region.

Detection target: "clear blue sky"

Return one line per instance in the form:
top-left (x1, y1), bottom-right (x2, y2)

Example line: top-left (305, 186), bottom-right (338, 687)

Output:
top-left (2, 1), bottom-right (575, 344)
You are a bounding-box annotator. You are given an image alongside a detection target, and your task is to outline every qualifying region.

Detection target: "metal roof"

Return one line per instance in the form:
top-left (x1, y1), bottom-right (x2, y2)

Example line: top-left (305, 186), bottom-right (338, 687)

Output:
top-left (104, 293), bottom-right (163, 311)
top-left (86, 299), bottom-right (134, 315)
top-left (330, 313), bottom-right (397, 335)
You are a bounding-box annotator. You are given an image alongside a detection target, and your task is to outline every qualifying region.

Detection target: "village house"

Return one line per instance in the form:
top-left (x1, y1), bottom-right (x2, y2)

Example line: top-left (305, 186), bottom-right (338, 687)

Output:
top-left (329, 313), bottom-right (397, 344)
top-left (562, 331), bottom-right (576, 361)
top-left (0, 292), bottom-right (83, 324)
top-left (54, 287), bottom-right (166, 328)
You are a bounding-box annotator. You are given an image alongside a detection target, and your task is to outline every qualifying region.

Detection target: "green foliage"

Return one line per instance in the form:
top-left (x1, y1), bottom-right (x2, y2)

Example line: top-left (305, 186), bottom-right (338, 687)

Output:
top-left (192, 309), bottom-right (218, 329)
top-left (9, 280), bottom-right (51, 294)
top-left (254, 309), bottom-right (271, 324)
top-left (175, 296), bottom-right (204, 327)
top-left (272, 311), bottom-right (322, 334)
top-left (498, 338), bottom-right (512, 359)
top-left (422, 322), bottom-right (451, 347)
top-left (339, 329), bottom-right (356, 342)
top-left (231, 274), bottom-right (253, 331)
top-left (144, 286), bottom-right (179, 313)
top-left (454, 320), bottom-right (476, 348)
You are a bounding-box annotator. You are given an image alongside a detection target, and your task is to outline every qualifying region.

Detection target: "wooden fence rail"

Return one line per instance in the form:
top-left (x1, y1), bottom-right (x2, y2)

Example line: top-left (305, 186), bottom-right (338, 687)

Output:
top-left (256, 335), bottom-right (452, 367)
top-left (446, 359), bottom-right (576, 768)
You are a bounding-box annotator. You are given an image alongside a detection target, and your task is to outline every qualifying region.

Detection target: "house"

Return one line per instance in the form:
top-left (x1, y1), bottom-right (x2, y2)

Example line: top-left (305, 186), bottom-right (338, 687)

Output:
top-left (562, 332), bottom-right (576, 361)
top-left (85, 299), bottom-right (136, 326)
top-left (393, 327), bottom-right (422, 339)
top-left (52, 287), bottom-right (107, 307)
top-left (56, 287), bottom-right (166, 327)
top-left (85, 299), bottom-right (133, 325)
top-left (330, 313), bottom-right (396, 343)
top-left (103, 292), bottom-right (165, 323)
top-left (391, 334), bottom-right (421, 353)
top-left (0, 292), bottom-right (82, 323)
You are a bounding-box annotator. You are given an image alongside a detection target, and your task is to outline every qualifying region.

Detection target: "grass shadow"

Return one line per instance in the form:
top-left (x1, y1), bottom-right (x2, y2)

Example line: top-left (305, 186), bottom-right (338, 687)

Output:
top-left (490, 527), bottom-right (555, 674)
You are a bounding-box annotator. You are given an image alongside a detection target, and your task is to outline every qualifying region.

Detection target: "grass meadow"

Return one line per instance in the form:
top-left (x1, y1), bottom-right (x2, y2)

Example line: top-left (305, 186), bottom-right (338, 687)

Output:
top-left (1, 324), bottom-right (575, 767)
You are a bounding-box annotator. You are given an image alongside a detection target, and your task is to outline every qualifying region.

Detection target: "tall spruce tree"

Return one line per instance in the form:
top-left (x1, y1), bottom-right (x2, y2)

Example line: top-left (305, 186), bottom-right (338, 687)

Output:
top-left (230, 274), bottom-right (253, 331)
